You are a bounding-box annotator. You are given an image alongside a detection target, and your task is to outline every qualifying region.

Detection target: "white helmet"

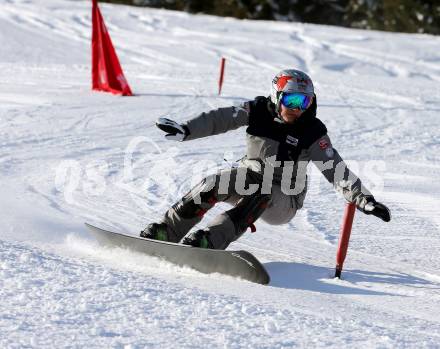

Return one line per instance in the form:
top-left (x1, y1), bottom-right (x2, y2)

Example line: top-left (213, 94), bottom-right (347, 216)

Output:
top-left (271, 69), bottom-right (314, 109)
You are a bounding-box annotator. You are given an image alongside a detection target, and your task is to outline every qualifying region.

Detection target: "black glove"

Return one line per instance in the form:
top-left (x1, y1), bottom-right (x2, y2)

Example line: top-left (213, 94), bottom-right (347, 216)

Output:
top-left (362, 197), bottom-right (391, 222)
top-left (156, 118), bottom-right (189, 141)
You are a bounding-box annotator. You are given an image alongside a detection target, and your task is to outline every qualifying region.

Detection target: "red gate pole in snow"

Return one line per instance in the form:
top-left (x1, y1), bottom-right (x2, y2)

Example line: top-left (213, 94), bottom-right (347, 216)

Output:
top-left (91, 0), bottom-right (132, 96)
top-left (218, 57), bottom-right (226, 95)
top-left (335, 202), bottom-right (356, 278)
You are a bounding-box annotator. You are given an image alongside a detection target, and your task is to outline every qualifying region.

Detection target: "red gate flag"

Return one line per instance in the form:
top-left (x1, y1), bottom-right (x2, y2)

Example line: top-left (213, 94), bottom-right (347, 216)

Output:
top-left (92, 0), bottom-right (132, 96)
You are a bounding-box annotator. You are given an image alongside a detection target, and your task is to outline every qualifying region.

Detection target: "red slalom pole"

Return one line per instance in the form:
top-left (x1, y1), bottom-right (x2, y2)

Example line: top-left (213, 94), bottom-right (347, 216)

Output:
top-left (335, 202), bottom-right (356, 278)
top-left (218, 57), bottom-right (226, 95)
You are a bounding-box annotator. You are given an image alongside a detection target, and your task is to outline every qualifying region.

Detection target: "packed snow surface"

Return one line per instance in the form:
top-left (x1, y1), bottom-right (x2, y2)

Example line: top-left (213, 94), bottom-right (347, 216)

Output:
top-left (1, 0), bottom-right (440, 347)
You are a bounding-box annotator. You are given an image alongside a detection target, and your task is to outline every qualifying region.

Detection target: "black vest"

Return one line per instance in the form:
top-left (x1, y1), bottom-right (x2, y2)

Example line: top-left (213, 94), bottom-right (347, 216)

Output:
top-left (246, 96), bottom-right (327, 164)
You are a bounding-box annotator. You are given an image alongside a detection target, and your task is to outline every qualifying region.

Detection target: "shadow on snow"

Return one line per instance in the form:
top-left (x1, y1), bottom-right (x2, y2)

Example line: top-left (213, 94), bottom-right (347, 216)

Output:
top-left (264, 261), bottom-right (439, 295)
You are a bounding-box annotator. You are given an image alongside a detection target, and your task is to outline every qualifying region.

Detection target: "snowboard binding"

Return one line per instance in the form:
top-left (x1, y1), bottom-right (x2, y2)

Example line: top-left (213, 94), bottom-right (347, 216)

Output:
top-left (140, 222), bottom-right (169, 241)
top-left (181, 230), bottom-right (214, 249)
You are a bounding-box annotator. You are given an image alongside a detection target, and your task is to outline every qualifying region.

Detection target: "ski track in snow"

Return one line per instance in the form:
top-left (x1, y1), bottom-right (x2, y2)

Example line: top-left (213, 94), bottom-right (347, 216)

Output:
top-left (1, 0), bottom-right (440, 347)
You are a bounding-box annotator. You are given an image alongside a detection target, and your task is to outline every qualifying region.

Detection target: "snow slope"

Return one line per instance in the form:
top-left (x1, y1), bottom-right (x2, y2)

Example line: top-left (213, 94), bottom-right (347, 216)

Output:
top-left (1, 0), bottom-right (440, 347)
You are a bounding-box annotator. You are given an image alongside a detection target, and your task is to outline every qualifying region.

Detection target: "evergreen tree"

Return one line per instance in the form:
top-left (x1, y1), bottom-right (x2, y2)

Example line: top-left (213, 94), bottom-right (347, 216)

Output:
top-left (344, 0), bottom-right (440, 34)
top-left (97, 0), bottom-right (440, 35)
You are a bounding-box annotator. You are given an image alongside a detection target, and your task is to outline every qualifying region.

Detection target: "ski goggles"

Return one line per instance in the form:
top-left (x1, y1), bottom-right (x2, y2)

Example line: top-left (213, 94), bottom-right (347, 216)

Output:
top-left (280, 93), bottom-right (313, 111)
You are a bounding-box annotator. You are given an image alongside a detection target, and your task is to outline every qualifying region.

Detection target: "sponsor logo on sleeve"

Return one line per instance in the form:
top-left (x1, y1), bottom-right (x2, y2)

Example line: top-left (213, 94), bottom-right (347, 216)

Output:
top-left (319, 139), bottom-right (329, 149)
top-left (318, 138), bottom-right (334, 157)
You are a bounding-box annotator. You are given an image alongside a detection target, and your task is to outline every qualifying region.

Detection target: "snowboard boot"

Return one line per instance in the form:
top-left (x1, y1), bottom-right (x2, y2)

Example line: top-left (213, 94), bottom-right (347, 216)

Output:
top-left (140, 222), bottom-right (169, 241)
top-left (181, 229), bottom-right (214, 249)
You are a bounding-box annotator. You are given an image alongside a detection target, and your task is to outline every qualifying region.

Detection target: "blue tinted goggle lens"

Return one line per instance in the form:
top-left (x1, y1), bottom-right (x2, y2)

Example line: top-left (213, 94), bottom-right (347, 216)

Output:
top-left (280, 93), bottom-right (312, 110)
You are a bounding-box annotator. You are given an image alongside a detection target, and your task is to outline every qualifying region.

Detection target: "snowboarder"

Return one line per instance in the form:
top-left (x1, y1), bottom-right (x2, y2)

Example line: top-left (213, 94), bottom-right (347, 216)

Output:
top-left (141, 69), bottom-right (391, 249)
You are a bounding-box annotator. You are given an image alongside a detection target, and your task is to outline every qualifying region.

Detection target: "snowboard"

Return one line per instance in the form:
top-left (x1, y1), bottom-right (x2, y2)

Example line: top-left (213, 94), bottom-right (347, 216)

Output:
top-left (85, 223), bottom-right (270, 285)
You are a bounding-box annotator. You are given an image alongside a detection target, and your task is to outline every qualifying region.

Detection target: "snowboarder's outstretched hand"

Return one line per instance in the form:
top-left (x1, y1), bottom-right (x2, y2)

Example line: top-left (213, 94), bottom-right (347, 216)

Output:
top-left (156, 118), bottom-right (189, 141)
top-left (362, 197), bottom-right (391, 222)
